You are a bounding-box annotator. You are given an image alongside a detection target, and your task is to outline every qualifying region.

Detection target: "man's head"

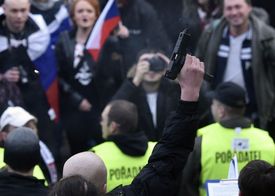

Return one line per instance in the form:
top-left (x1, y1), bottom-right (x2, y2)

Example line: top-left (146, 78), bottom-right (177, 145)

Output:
top-left (223, 0), bottom-right (252, 31)
top-left (0, 106), bottom-right (37, 147)
top-left (3, 0), bottom-right (30, 33)
top-left (63, 152), bottom-right (107, 195)
top-left (210, 82), bottom-right (246, 121)
top-left (4, 127), bottom-right (40, 173)
top-left (49, 175), bottom-right (99, 196)
top-left (238, 160), bottom-right (275, 196)
top-left (101, 100), bottom-right (138, 139)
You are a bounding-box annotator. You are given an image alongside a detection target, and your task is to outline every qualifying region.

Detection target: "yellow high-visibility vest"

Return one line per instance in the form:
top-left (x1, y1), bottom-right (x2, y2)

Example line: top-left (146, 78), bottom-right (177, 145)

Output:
top-left (198, 123), bottom-right (275, 196)
top-left (92, 141), bottom-right (156, 191)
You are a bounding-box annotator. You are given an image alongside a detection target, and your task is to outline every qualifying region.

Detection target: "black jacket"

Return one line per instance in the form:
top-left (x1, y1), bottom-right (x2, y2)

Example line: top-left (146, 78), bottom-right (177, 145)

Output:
top-left (0, 171), bottom-right (48, 196)
top-left (146, 0), bottom-right (184, 44)
top-left (116, 0), bottom-right (170, 72)
top-left (0, 13), bottom-right (56, 154)
top-left (107, 100), bottom-right (199, 196)
top-left (56, 30), bottom-right (124, 113)
top-left (112, 78), bottom-right (180, 141)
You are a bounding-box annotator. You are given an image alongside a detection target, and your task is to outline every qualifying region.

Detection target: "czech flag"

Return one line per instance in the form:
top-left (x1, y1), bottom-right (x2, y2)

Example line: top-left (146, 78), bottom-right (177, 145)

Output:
top-left (86, 0), bottom-right (121, 61)
top-left (34, 44), bottom-right (59, 122)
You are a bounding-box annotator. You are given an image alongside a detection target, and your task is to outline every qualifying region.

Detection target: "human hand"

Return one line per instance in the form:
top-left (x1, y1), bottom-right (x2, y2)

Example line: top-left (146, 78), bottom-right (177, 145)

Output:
top-left (79, 99), bottom-right (92, 112)
top-left (178, 55), bottom-right (204, 101)
top-left (132, 56), bottom-right (151, 86)
top-left (2, 67), bottom-right (20, 82)
top-left (115, 22), bottom-right (129, 39)
top-left (156, 52), bottom-right (170, 65)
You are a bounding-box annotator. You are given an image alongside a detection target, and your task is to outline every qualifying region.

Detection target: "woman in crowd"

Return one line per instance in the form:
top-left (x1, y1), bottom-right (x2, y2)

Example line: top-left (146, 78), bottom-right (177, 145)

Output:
top-left (56, 0), bottom-right (123, 155)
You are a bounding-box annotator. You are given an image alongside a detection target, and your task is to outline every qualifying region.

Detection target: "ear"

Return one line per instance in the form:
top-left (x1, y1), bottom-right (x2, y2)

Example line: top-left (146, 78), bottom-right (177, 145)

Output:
top-left (110, 121), bottom-right (120, 134)
top-left (102, 183), bottom-right (107, 194)
top-left (218, 105), bottom-right (226, 119)
top-left (248, 4), bottom-right (252, 12)
top-left (2, 4), bottom-right (6, 12)
top-left (0, 132), bottom-right (8, 146)
top-left (0, 132), bottom-right (7, 140)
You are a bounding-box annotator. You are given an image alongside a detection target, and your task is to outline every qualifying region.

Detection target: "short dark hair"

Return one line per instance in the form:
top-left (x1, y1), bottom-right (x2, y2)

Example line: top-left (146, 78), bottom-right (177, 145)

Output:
top-left (108, 100), bottom-right (138, 133)
top-left (238, 160), bottom-right (275, 196)
top-left (222, 0), bottom-right (252, 7)
top-left (49, 175), bottom-right (99, 196)
top-left (4, 127), bottom-right (40, 173)
top-left (222, 103), bottom-right (246, 117)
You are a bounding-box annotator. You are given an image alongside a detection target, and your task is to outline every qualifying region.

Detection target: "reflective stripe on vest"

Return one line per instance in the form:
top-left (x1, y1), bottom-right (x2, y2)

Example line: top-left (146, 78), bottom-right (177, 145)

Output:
top-left (199, 123), bottom-right (275, 196)
top-left (92, 141), bottom-right (156, 192)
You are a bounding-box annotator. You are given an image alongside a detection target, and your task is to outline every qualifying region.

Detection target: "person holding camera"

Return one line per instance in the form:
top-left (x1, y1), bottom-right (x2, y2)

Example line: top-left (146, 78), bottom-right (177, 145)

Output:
top-left (112, 50), bottom-right (180, 141)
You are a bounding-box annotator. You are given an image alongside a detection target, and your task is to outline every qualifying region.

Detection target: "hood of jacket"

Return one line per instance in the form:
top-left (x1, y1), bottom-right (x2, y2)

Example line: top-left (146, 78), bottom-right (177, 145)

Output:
top-left (107, 131), bottom-right (148, 156)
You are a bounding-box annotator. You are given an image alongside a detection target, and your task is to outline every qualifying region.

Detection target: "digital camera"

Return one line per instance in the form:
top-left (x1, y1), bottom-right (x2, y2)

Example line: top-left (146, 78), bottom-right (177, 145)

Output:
top-left (147, 56), bottom-right (167, 72)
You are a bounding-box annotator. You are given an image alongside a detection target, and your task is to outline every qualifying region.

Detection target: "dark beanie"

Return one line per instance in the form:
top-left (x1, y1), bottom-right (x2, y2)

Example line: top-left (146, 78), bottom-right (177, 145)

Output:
top-left (210, 82), bottom-right (246, 108)
top-left (4, 127), bottom-right (40, 173)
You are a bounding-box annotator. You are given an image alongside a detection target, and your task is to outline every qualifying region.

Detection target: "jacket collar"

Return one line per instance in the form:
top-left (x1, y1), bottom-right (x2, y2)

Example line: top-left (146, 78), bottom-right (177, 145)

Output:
top-left (107, 131), bottom-right (148, 156)
top-left (220, 117), bottom-right (252, 129)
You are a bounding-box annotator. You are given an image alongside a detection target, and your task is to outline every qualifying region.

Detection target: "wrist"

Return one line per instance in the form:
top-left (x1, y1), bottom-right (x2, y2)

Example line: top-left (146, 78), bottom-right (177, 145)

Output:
top-left (133, 76), bottom-right (142, 86)
top-left (180, 88), bottom-right (200, 102)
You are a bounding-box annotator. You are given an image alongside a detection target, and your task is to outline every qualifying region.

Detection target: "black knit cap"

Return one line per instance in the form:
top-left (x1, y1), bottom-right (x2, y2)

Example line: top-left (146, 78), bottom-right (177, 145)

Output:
top-left (4, 127), bottom-right (40, 172)
top-left (210, 82), bottom-right (246, 108)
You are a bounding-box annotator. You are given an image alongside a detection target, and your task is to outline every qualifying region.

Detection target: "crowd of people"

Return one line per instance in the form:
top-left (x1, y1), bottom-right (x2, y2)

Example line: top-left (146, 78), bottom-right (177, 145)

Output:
top-left (0, 0), bottom-right (275, 195)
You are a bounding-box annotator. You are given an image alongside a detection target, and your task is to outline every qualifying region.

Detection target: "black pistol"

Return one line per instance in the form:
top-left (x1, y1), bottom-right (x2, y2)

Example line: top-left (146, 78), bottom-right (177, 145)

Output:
top-left (165, 29), bottom-right (213, 82)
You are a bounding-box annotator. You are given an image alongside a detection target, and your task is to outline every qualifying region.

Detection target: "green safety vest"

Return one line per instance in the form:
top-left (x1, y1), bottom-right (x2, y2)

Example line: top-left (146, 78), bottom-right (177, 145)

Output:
top-left (198, 123), bottom-right (275, 196)
top-left (92, 141), bottom-right (156, 191)
top-left (0, 147), bottom-right (46, 184)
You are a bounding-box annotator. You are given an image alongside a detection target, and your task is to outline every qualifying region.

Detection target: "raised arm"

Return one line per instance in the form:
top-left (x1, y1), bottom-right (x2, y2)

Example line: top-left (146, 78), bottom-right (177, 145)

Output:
top-left (110, 55), bottom-right (204, 196)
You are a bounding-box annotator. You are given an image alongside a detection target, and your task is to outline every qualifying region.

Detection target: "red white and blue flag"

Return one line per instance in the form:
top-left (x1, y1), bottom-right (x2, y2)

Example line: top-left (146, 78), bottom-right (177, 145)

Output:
top-left (86, 0), bottom-right (121, 61)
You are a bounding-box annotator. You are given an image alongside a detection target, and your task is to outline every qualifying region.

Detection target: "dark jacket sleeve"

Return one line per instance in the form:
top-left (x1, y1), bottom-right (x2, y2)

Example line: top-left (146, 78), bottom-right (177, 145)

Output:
top-left (58, 78), bottom-right (83, 108)
top-left (178, 137), bottom-right (202, 196)
top-left (109, 100), bottom-right (199, 196)
top-left (55, 32), bottom-right (84, 108)
top-left (112, 79), bottom-right (141, 101)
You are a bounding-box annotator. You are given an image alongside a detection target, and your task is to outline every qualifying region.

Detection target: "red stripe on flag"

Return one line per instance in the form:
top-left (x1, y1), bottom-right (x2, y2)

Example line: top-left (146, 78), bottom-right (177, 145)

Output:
top-left (88, 49), bottom-right (100, 61)
top-left (100, 16), bottom-right (121, 46)
top-left (87, 16), bottom-right (120, 61)
top-left (46, 79), bottom-right (60, 122)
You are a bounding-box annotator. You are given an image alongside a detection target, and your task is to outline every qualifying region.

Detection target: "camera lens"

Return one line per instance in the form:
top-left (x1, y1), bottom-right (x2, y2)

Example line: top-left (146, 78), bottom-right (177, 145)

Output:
top-left (148, 56), bottom-right (167, 72)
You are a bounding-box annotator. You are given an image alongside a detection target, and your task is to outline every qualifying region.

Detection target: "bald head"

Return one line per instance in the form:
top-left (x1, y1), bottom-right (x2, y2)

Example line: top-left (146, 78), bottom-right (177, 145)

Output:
top-left (63, 152), bottom-right (107, 194)
top-left (4, 0), bottom-right (29, 4)
top-left (3, 0), bottom-right (30, 33)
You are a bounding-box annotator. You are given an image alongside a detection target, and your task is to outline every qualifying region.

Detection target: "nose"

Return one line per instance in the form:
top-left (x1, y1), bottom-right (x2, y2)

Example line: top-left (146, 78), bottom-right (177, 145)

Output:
top-left (82, 10), bottom-right (89, 17)
top-left (15, 11), bottom-right (24, 20)
top-left (230, 8), bottom-right (238, 16)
